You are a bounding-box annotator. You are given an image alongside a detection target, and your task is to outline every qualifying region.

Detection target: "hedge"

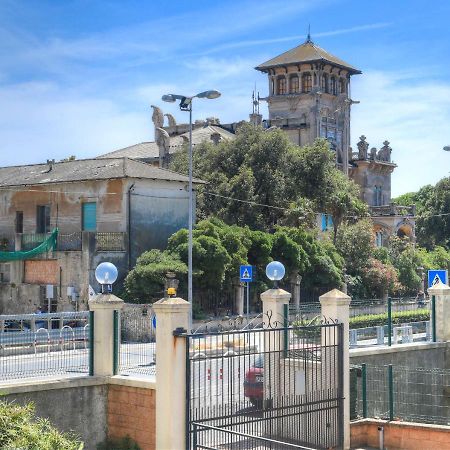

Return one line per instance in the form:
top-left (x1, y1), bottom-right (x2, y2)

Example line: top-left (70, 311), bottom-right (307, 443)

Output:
top-left (349, 308), bottom-right (430, 329)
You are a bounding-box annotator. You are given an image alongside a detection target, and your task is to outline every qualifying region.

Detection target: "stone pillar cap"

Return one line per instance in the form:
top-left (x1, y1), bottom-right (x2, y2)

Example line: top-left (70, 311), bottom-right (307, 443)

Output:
top-left (428, 280), bottom-right (450, 294)
top-left (319, 288), bottom-right (351, 305)
top-left (89, 293), bottom-right (124, 310)
top-left (153, 296), bottom-right (190, 311)
top-left (260, 288), bottom-right (291, 301)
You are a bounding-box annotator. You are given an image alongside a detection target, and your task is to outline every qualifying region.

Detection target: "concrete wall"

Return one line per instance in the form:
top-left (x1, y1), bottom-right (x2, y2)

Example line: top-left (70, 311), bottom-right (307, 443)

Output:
top-left (1, 378), bottom-right (108, 450)
top-left (1, 376), bottom-right (157, 450)
top-left (350, 342), bottom-right (450, 369)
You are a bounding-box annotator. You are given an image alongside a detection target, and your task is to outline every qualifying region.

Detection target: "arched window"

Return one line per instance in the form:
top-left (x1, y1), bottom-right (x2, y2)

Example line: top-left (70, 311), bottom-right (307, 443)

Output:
top-left (339, 78), bottom-right (346, 94)
top-left (375, 231), bottom-right (383, 247)
top-left (290, 75), bottom-right (299, 93)
top-left (321, 74), bottom-right (328, 93)
top-left (302, 72), bottom-right (312, 93)
top-left (330, 76), bottom-right (337, 95)
top-left (277, 77), bottom-right (286, 95)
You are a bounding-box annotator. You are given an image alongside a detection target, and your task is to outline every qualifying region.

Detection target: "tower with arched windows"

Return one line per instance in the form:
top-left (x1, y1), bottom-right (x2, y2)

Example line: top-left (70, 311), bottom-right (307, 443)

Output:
top-left (255, 34), bottom-right (361, 176)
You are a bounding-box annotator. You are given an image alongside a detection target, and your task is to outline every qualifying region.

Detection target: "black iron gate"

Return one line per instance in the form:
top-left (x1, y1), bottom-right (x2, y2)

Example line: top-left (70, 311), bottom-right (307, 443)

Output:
top-left (185, 320), bottom-right (344, 449)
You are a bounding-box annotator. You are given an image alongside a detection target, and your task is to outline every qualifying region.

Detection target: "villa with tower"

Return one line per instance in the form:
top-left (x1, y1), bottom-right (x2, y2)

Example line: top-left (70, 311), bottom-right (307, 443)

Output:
top-left (99, 35), bottom-right (415, 246)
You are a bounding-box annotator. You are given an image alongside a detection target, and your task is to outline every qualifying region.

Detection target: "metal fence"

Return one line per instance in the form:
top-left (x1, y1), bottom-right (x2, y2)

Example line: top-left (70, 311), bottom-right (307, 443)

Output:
top-left (119, 305), bottom-right (156, 376)
top-left (353, 364), bottom-right (450, 425)
top-left (0, 311), bottom-right (91, 382)
top-left (185, 320), bottom-right (344, 449)
top-left (288, 296), bottom-right (432, 349)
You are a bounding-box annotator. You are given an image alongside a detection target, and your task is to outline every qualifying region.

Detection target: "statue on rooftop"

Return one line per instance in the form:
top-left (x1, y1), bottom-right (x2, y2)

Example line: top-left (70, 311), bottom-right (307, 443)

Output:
top-left (164, 113), bottom-right (177, 128)
top-left (377, 140), bottom-right (392, 162)
top-left (155, 127), bottom-right (170, 168)
top-left (357, 135), bottom-right (369, 160)
top-left (151, 105), bottom-right (164, 129)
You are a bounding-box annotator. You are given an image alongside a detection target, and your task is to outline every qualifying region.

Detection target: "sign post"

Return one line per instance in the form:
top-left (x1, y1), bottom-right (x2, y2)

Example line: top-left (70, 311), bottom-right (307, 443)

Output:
top-left (240, 265), bottom-right (253, 320)
top-left (428, 270), bottom-right (448, 288)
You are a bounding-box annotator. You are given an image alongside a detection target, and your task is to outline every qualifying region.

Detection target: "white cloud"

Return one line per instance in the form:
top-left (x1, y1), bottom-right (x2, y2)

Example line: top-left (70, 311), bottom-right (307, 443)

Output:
top-left (351, 70), bottom-right (450, 196)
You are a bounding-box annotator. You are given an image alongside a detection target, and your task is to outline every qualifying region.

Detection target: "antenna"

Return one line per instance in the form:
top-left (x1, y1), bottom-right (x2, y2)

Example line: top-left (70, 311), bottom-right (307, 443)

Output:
top-left (252, 83), bottom-right (260, 115)
top-left (306, 24), bottom-right (312, 43)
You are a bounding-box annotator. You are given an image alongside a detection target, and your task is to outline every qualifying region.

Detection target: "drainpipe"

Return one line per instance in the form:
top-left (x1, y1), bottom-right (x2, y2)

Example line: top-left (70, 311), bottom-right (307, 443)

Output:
top-left (127, 183), bottom-right (135, 270)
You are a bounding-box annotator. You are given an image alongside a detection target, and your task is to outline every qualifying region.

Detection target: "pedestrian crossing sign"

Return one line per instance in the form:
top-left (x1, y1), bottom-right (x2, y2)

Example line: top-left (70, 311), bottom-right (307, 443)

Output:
top-left (240, 265), bottom-right (253, 282)
top-left (428, 270), bottom-right (448, 288)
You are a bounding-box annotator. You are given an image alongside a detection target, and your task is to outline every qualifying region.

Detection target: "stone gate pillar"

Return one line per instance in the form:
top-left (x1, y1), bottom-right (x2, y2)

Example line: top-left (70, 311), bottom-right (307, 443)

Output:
top-left (320, 289), bottom-right (351, 450)
top-left (428, 280), bottom-right (450, 342)
top-left (88, 293), bottom-right (124, 376)
top-left (289, 272), bottom-right (302, 308)
top-left (153, 296), bottom-right (190, 450)
top-left (233, 277), bottom-right (245, 316)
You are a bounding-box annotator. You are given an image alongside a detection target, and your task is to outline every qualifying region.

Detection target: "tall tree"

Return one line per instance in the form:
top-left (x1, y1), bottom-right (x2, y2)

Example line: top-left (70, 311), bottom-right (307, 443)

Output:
top-left (170, 124), bottom-right (365, 233)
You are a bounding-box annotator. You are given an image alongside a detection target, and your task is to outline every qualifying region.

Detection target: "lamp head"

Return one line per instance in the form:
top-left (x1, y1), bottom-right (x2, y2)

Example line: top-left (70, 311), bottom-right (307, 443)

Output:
top-left (266, 261), bottom-right (285, 288)
top-left (95, 262), bottom-right (118, 294)
top-left (443, 146), bottom-right (450, 152)
top-left (162, 94), bottom-right (176, 103)
top-left (196, 90), bottom-right (221, 100)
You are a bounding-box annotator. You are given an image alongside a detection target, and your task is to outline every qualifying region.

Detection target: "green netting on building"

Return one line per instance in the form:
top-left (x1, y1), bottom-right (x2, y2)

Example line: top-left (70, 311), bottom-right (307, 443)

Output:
top-left (0, 229), bottom-right (58, 261)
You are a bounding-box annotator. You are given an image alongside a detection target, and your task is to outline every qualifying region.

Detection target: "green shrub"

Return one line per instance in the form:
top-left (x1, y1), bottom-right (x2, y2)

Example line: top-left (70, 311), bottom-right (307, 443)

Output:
top-left (349, 309), bottom-right (430, 329)
top-left (0, 400), bottom-right (83, 450)
top-left (97, 435), bottom-right (141, 450)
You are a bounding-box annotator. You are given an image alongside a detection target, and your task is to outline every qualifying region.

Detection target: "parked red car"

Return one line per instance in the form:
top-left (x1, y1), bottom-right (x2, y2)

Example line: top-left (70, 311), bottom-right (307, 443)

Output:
top-left (243, 355), bottom-right (263, 406)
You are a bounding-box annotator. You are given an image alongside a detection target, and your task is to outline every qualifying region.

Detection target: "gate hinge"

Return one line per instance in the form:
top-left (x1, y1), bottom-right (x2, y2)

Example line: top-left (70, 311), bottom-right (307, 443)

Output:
top-left (173, 327), bottom-right (187, 336)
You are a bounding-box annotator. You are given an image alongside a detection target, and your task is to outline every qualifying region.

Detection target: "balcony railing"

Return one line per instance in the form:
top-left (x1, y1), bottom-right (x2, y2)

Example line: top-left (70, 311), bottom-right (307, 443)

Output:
top-left (0, 235), bottom-right (15, 252)
top-left (1, 231), bottom-right (126, 255)
top-left (370, 204), bottom-right (416, 217)
top-left (56, 232), bottom-right (82, 251)
top-left (95, 232), bottom-right (126, 252)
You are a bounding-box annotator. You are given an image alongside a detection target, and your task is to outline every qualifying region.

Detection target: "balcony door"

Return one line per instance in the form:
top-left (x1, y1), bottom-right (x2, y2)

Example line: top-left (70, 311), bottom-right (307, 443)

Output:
top-left (82, 202), bottom-right (97, 231)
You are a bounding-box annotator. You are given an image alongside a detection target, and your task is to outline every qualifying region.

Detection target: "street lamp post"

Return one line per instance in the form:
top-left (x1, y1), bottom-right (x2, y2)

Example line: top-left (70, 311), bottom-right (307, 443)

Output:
top-left (162, 90), bottom-right (221, 324)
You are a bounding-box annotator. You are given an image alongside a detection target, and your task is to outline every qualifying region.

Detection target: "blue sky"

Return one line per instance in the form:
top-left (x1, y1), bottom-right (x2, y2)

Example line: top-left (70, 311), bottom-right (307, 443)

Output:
top-left (1, 0), bottom-right (449, 196)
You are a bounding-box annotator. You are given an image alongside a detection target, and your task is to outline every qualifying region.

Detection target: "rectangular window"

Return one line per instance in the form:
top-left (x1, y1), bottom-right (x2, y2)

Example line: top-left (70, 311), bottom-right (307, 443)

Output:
top-left (290, 76), bottom-right (299, 93)
top-left (15, 211), bottom-right (23, 233)
top-left (36, 205), bottom-right (50, 233)
top-left (82, 202), bottom-right (97, 231)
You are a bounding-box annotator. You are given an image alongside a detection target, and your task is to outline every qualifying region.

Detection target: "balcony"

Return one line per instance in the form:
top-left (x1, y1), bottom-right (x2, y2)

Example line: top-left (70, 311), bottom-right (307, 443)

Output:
top-left (369, 204), bottom-right (416, 217)
top-left (0, 231), bottom-right (126, 255)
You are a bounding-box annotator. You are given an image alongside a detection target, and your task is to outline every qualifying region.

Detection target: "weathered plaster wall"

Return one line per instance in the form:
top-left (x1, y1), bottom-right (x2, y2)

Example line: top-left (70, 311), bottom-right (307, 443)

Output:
top-left (129, 178), bottom-right (190, 264)
top-left (0, 179), bottom-right (126, 236)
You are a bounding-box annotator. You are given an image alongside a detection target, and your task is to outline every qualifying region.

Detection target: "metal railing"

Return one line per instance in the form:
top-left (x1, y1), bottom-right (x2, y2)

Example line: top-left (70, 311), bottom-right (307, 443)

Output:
top-left (369, 204), bottom-right (415, 217)
top-left (0, 311), bottom-right (91, 382)
top-left (119, 305), bottom-right (156, 376)
top-left (56, 232), bottom-right (82, 251)
top-left (0, 235), bottom-right (15, 252)
top-left (95, 232), bottom-right (126, 252)
top-left (192, 422), bottom-right (316, 450)
top-left (354, 364), bottom-right (450, 425)
top-left (21, 233), bottom-right (49, 251)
